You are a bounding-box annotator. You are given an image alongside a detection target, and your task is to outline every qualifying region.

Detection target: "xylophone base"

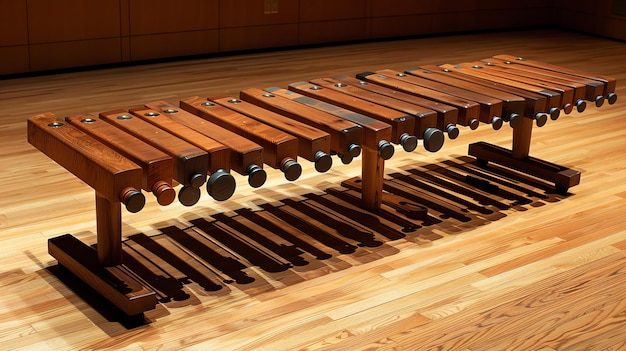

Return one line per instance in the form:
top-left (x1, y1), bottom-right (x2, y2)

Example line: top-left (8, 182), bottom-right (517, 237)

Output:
top-left (468, 142), bottom-right (581, 194)
top-left (49, 234), bottom-right (157, 316)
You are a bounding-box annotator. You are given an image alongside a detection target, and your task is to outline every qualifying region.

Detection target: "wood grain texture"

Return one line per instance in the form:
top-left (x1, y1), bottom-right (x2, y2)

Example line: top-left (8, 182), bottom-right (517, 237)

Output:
top-left (1, 29), bottom-right (625, 350)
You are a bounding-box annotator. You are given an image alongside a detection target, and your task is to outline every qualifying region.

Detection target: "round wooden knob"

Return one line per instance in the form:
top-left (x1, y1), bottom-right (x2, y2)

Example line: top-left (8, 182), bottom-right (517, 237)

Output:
top-left (595, 95), bottom-right (605, 107)
top-left (338, 152), bottom-right (353, 164)
top-left (347, 143), bottom-right (361, 157)
top-left (313, 151), bottom-right (332, 173)
top-left (491, 116), bottom-right (503, 130)
top-left (563, 103), bottom-right (573, 115)
top-left (446, 124), bottom-right (460, 139)
top-left (189, 172), bottom-right (206, 188)
top-left (120, 187), bottom-right (145, 213)
top-left (508, 113), bottom-right (522, 129)
top-left (378, 140), bottom-right (395, 160)
top-left (549, 107), bottom-right (560, 121)
top-left (281, 158), bottom-right (302, 181)
top-left (152, 180), bottom-right (176, 206)
top-left (468, 119), bottom-right (479, 130)
top-left (607, 92), bottom-right (617, 105)
top-left (178, 186), bottom-right (201, 206)
top-left (576, 100), bottom-right (587, 113)
top-left (207, 169), bottom-right (236, 201)
top-left (246, 164), bottom-right (267, 188)
top-left (535, 113), bottom-right (548, 127)
top-left (423, 128), bottom-right (444, 153)
top-left (399, 133), bottom-right (418, 152)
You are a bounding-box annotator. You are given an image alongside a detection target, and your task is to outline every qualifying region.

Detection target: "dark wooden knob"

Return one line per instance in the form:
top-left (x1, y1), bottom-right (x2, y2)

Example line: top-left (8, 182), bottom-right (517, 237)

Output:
top-left (491, 116), bottom-right (503, 130)
top-left (535, 113), bottom-right (548, 127)
top-left (576, 99), bottom-right (587, 113)
top-left (347, 143), bottom-right (361, 157)
top-left (178, 186), bottom-right (201, 206)
top-left (207, 169), bottom-right (236, 201)
top-left (607, 92), bottom-right (617, 105)
top-left (120, 187), bottom-right (145, 213)
top-left (446, 124), bottom-right (460, 139)
top-left (151, 180), bottom-right (176, 206)
top-left (313, 151), bottom-right (332, 173)
top-left (246, 164), bottom-right (267, 188)
top-left (378, 140), bottom-right (394, 160)
top-left (423, 128), bottom-right (444, 153)
top-left (281, 158), bottom-right (302, 181)
top-left (189, 172), bottom-right (206, 188)
top-left (509, 113), bottom-right (522, 129)
top-left (549, 107), bottom-right (560, 120)
top-left (399, 133), bottom-right (418, 152)
top-left (468, 118), bottom-right (479, 130)
top-left (563, 103), bottom-right (573, 115)
top-left (595, 95), bottom-right (605, 107)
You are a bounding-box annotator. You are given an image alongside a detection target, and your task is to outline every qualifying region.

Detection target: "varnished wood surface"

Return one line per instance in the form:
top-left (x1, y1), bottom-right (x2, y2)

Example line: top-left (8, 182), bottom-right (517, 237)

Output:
top-left (1, 29), bottom-right (625, 350)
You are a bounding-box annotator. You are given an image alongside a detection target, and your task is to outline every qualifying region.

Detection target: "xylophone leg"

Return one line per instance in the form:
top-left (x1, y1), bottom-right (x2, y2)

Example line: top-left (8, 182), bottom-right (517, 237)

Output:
top-left (361, 146), bottom-right (385, 210)
top-left (96, 193), bottom-right (123, 266)
top-left (469, 116), bottom-right (580, 194)
top-left (47, 192), bottom-right (157, 317)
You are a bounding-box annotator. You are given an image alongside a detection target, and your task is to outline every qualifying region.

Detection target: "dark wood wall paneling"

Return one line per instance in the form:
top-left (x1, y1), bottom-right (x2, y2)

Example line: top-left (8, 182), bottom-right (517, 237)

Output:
top-left (1, 0), bottom-right (624, 75)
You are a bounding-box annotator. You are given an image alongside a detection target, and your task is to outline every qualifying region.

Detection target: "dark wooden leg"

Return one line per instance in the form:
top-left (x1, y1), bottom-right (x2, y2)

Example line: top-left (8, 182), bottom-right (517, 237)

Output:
top-left (96, 192), bottom-right (123, 266)
top-left (361, 145), bottom-right (384, 210)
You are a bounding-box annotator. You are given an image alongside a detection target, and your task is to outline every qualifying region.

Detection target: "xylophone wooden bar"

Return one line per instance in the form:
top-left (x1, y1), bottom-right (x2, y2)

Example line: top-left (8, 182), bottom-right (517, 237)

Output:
top-left (439, 63), bottom-right (562, 120)
top-left (403, 67), bottom-right (526, 128)
top-left (129, 105), bottom-right (236, 202)
top-left (493, 54), bottom-right (618, 105)
top-left (458, 62), bottom-right (575, 118)
top-left (209, 96), bottom-right (333, 173)
top-left (476, 59), bottom-right (588, 113)
top-left (376, 69), bottom-right (506, 130)
top-left (149, 100), bottom-right (267, 188)
top-left (180, 96), bottom-right (303, 181)
top-left (240, 87), bottom-right (363, 164)
top-left (419, 64), bottom-right (549, 127)
top-left (65, 114), bottom-right (177, 206)
top-left (331, 76), bottom-right (461, 139)
top-left (310, 77), bottom-right (445, 152)
top-left (99, 110), bottom-right (209, 206)
top-left (482, 57), bottom-right (603, 107)
top-left (356, 71), bottom-right (482, 129)
top-left (293, 79), bottom-right (420, 152)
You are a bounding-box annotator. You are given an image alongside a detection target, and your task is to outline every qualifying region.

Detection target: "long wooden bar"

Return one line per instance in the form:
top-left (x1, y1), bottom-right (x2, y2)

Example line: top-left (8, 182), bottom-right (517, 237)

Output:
top-left (376, 68), bottom-right (505, 129)
top-left (332, 75), bottom-right (461, 139)
top-left (65, 114), bottom-right (176, 206)
top-left (310, 77), bottom-right (445, 152)
top-left (180, 96), bottom-right (303, 181)
top-left (356, 71), bottom-right (482, 129)
top-left (240, 87), bottom-right (363, 164)
top-left (129, 105), bottom-right (236, 202)
top-left (150, 100), bottom-right (267, 188)
top-left (210, 96), bottom-right (333, 173)
top-left (493, 54), bottom-right (618, 105)
top-left (404, 67), bottom-right (526, 127)
top-left (99, 109), bottom-right (209, 206)
top-left (292, 79), bottom-right (419, 152)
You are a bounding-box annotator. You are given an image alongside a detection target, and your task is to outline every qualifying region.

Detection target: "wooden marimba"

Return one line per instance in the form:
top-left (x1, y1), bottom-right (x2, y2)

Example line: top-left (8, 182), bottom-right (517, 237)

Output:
top-left (27, 55), bottom-right (618, 317)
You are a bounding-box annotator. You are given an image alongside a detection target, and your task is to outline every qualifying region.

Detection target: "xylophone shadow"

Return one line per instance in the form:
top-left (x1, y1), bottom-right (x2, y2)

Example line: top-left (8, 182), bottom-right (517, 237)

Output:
top-left (47, 155), bottom-right (572, 328)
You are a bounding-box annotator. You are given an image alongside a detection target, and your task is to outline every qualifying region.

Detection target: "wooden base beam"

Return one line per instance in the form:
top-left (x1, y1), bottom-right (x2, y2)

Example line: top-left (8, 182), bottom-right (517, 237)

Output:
top-left (468, 141), bottom-right (581, 193)
top-left (49, 234), bottom-right (157, 316)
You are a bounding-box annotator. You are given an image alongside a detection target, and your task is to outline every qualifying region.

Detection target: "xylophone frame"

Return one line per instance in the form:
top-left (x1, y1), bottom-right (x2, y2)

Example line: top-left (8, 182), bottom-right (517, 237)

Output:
top-left (28, 55), bottom-right (617, 319)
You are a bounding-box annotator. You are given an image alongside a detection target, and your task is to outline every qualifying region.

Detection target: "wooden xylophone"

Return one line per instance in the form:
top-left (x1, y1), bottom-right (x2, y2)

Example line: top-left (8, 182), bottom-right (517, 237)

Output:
top-left (27, 54), bottom-right (617, 317)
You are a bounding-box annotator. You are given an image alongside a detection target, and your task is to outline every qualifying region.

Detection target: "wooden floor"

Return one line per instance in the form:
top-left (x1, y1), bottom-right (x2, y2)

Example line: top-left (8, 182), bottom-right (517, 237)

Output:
top-left (1, 29), bottom-right (626, 350)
